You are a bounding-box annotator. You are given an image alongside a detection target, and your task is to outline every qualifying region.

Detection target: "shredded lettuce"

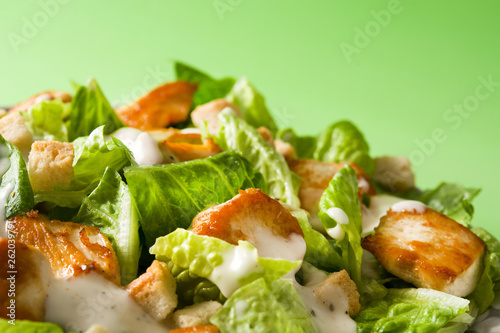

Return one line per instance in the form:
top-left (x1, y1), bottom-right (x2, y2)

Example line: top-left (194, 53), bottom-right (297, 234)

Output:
top-left (217, 108), bottom-right (301, 207)
top-left (150, 229), bottom-right (300, 297)
top-left (211, 278), bottom-right (317, 333)
top-left (0, 135), bottom-right (34, 218)
top-left (73, 167), bottom-right (140, 285)
top-left (124, 151), bottom-right (265, 248)
top-left (356, 288), bottom-right (471, 333)
top-left (313, 121), bottom-right (375, 175)
top-left (67, 78), bottom-right (124, 141)
top-left (21, 99), bottom-right (68, 142)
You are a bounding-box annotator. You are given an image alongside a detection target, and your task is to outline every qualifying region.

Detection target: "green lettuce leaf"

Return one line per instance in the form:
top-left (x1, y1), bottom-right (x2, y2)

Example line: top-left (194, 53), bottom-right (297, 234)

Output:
top-left (468, 227), bottom-right (500, 314)
top-left (21, 99), bottom-right (68, 142)
top-left (174, 61), bottom-right (235, 108)
top-left (124, 151), bottom-right (265, 248)
top-left (0, 135), bottom-right (34, 219)
top-left (150, 229), bottom-right (300, 297)
top-left (313, 121), bottom-right (375, 175)
top-left (211, 278), bottom-right (317, 333)
top-left (35, 126), bottom-right (135, 208)
top-left (0, 319), bottom-right (65, 333)
top-left (73, 167), bottom-right (140, 284)
top-left (217, 109), bottom-right (300, 207)
top-left (226, 77), bottom-right (278, 133)
top-left (356, 288), bottom-right (471, 333)
top-left (419, 183), bottom-right (481, 227)
top-left (275, 128), bottom-right (316, 159)
top-left (318, 165), bottom-right (363, 287)
top-left (67, 78), bottom-right (124, 141)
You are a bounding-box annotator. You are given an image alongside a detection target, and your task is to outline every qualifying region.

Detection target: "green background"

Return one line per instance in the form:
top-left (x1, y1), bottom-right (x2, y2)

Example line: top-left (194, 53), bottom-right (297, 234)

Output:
top-left (1, 1), bottom-right (499, 236)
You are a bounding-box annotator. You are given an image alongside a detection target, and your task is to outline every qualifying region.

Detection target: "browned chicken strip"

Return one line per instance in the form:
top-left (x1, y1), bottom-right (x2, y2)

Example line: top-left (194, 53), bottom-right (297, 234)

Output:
top-left (9, 90), bottom-right (72, 113)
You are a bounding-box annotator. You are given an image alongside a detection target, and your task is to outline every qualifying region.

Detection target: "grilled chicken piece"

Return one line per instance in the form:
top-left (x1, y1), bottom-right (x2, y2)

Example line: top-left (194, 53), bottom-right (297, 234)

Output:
top-left (0, 239), bottom-right (52, 321)
top-left (274, 139), bottom-right (297, 162)
top-left (190, 99), bottom-right (242, 135)
top-left (11, 211), bottom-right (120, 285)
top-left (362, 207), bottom-right (486, 297)
top-left (288, 159), bottom-right (375, 229)
top-left (9, 91), bottom-right (72, 113)
top-left (116, 81), bottom-right (197, 130)
top-left (162, 131), bottom-right (221, 162)
top-left (257, 126), bottom-right (275, 148)
top-left (190, 188), bottom-right (305, 261)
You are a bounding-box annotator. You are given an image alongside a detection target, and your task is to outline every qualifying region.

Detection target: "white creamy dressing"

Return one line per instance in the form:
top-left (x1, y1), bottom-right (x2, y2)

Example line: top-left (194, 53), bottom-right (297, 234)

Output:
top-left (45, 272), bottom-right (171, 333)
top-left (252, 226), bottom-right (306, 263)
top-left (111, 128), bottom-right (164, 165)
top-left (209, 243), bottom-right (264, 297)
top-left (326, 225), bottom-right (345, 241)
top-left (179, 128), bottom-right (202, 135)
top-left (390, 200), bottom-right (427, 214)
top-left (292, 268), bottom-right (356, 333)
top-left (361, 194), bottom-right (403, 235)
top-left (325, 207), bottom-right (349, 241)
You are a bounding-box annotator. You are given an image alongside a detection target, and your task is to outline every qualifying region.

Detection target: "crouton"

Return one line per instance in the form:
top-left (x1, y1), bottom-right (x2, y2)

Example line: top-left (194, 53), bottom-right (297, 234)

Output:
top-left (170, 326), bottom-right (219, 333)
top-left (362, 206), bottom-right (486, 297)
top-left (0, 239), bottom-right (52, 321)
top-left (274, 139), bottom-right (297, 162)
top-left (84, 325), bottom-right (112, 333)
top-left (28, 141), bottom-right (74, 192)
top-left (9, 91), bottom-right (72, 113)
top-left (172, 301), bottom-right (222, 328)
top-left (162, 132), bottom-right (222, 162)
top-left (372, 156), bottom-right (415, 192)
top-left (126, 260), bottom-right (177, 321)
top-left (314, 269), bottom-right (361, 317)
top-left (190, 188), bottom-right (305, 262)
top-left (11, 211), bottom-right (120, 284)
top-left (257, 126), bottom-right (275, 148)
top-left (191, 99), bottom-right (242, 135)
top-left (0, 112), bottom-right (34, 157)
top-left (116, 81), bottom-right (197, 130)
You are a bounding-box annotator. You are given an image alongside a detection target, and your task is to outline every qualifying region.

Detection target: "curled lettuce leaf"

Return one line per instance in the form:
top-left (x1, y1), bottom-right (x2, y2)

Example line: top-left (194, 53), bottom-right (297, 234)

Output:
top-left (226, 77), bottom-right (278, 133)
top-left (217, 109), bottom-right (300, 207)
top-left (124, 151), bottom-right (265, 248)
top-left (67, 78), bottom-right (124, 141)
top-left (211, 278), bottom-right (317, 333)
top-left (0, 135), bottom-right (34, 219)
top-left (21, 99), bottom-right (68, 142)
top-left (419, 183), bottom-right (480, 227)
top-left (175, 61), bottom-right (235, 108)
top-left (356, 288), bottom-right (471, 333)
top-left (73, 167), bottom-right (140, 285)
top-left (35, 126), bottom-right (135, 208)
top-left (313, 121), bottom-right (375, 175)
top-left (150, 229), bottom-right (300, 297)
top-left (0, 319), bottom-right (65, 333)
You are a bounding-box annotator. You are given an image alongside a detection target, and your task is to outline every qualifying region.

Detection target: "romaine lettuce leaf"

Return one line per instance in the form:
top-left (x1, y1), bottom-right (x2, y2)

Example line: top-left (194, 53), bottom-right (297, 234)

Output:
top-left (67, 78), bottom-right (124, 141)
top-left (150, 229), bottom-right (300, 297)
top-left (226, 77), bottom-right (278, 133)
top-left (124, 151), bottom-right (266, 247)
top-left (313, 121), bottom-right (375, 175)
top-left (419, 183), bottom-right (480, 227)
top-left (356, 288), bottom-right (471, 333)
top-left (217, 109), bottom-right (300, 207)
top-left (73, 167), bottom-right (140, 285)
top-left (275, 128), bottom-right (316, 159)
top-left (318, 165), bottom-right (363, 287)
top-left (0, 319), bottom-right (65, 333)
top-left (0, 135), bottom-right (34, 219)
top-left (175, 61), bottom-right (235, 108)
top-left (21, 99), bottom-right (68, 142)
top-left (35, 126), bottom-right (135, 208)
top-left (211, 278), bottom-right (317, 333)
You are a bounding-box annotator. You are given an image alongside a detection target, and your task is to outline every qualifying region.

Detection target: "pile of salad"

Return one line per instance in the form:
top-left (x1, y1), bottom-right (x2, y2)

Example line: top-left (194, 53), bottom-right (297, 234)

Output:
top-left (0, 62), bottom-right (499, 333)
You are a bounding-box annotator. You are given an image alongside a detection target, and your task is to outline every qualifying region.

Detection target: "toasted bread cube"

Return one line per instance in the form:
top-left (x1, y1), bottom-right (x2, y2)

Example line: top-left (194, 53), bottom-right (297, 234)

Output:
top-left (373, 156), bottom-right (415, 192)
top-left (314, 269), bottom-right (361, 317)
top-left (0, 112), bottom-right (34, 157)
top-left (362, 207), bottom-right (486, 297)
top-left (84, 325), bottom-right (112, 333)
top-left (0, 239), bottom-right (52, 321)
top-left (172, 301), bottom-right (222, 328)
top-left (257, 126), bottom-right (275, 148)
top-left (126, 260), bottom-right (177, 321)
top-left (274, 139), bottom-right (297, 162)
top-left (28, 141), bottom-right (74, 192)
top-left (191, 99), bottom-right (242, 135)
top-left (170, 325), bottom-right (219, 333)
